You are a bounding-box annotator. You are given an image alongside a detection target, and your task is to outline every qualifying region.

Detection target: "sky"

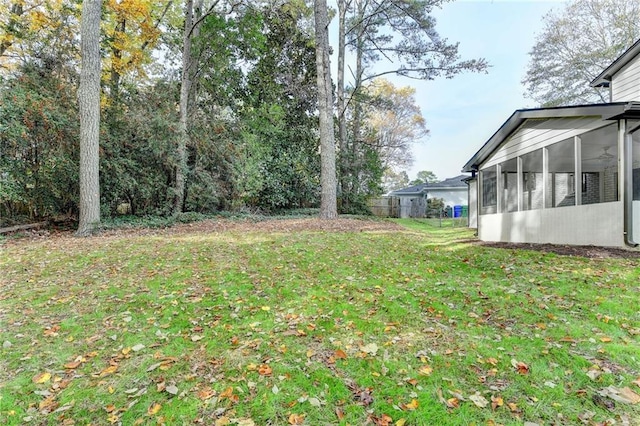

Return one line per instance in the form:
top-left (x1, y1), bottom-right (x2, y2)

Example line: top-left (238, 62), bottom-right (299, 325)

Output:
top-left (329, 0), bottom-right (568, 182)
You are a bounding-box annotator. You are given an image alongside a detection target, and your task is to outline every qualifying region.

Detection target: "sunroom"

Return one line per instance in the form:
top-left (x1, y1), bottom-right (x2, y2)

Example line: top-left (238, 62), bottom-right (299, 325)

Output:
top-left (463, 103), bottom-right (640, 248)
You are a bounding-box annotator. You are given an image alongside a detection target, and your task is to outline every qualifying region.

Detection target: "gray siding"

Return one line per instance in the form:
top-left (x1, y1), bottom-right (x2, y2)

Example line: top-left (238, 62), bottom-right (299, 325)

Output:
top-left (483, 117), bottom-right (606, 168)
top-left (611, 56), bottom-right (640, 102)
top-left (478, 202), bottom-right (624, 247)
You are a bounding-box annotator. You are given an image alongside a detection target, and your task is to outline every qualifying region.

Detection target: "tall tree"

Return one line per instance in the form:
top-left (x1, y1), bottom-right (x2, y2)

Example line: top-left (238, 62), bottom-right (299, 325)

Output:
top-left (410, 170), bottom-right (438, 185)
top-left (314, 0), bottom-right (337, 219)
top-left (173, 0), bottom-right (197, 215)
top-left (363, 78), bottom-right (428, 172)
top-left (76, 0), bottom-right (102, 236)
top-left (335, 0), bottom-right (487, 212)
top-left (522, 0), bottom-right (640, 107)
top-left (382, 169), bottom-right (409, 193)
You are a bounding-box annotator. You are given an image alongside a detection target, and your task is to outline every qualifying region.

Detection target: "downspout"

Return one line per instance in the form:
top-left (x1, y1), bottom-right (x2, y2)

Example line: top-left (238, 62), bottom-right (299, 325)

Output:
top-left (624, 120), bottom-right (640, 247)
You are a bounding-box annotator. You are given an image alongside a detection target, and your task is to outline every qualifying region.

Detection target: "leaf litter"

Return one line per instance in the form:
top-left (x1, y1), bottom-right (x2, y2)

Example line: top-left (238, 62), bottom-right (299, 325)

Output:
top-left (1, 218), bottom-right (639, 424)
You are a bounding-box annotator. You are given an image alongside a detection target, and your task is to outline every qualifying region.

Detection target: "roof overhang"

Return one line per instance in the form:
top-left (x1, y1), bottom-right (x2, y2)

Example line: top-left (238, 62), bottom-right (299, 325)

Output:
top-left (462, 102), bottom-right (640, 173)
top-left (428, 186), bottom-right (467, 191)
top-left (591, 39), bottom-right (640, 87)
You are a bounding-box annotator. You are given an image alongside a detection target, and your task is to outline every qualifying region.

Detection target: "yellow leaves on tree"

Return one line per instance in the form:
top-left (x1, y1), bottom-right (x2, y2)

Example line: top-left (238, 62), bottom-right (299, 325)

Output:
top-left (104, 0), bottom-right (166, 82)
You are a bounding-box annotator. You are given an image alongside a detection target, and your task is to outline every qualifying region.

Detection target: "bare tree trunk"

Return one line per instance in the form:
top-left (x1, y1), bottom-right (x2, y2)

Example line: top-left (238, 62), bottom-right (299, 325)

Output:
top-left (348, 0), bottom-right (365, 203)
top-left (76, 0), bottom-right (102, 236)
top-left (337, 0), bottom-right (349, 205)
top-left (315, 0), bottom-right (337, 219)
top-left (173, 0), bottom-right (195, 216)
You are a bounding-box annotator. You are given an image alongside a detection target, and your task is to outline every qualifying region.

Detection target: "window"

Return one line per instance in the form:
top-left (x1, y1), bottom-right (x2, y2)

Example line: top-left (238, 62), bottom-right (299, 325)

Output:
top-left (500, 158), bottom-right (517, 213)
top-left (581, 124), bottom-right (618, 204)
top-left (546, 138), bottom-right (575, 208)
top-left (480, 167), bottom-right (497, 214)
top-left (521, 149), bottom-right (543, 210)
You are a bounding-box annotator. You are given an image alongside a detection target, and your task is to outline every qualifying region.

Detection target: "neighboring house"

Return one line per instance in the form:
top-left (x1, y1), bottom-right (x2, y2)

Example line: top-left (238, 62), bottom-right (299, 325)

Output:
top-left (390, 175), bottom-right (469, 218)
top-left (463, 39), bottom-right (640, 248)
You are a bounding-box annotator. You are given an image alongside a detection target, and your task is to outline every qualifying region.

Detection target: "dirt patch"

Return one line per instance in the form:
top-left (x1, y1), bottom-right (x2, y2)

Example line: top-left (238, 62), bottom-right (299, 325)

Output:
top-left (162, 217), bottom-right (404, 234)
top-left (0, 217), bottom-right (404, 246)
top-left (480, 241), bottom-right (640, 259)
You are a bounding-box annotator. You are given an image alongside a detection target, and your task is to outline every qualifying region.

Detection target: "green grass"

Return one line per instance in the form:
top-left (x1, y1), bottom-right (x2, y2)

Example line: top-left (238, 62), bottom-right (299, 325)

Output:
top-left (1, 218), bottom-right (639, 425)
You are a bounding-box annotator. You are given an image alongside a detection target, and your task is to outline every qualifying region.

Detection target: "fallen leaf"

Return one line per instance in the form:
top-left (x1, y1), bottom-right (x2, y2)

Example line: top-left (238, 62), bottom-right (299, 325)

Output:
top-left (165, 385), bottom-right (179, 395)
top-left (586, 369), bottom-right (601, 381)
top-left (32, 372), bottom-right (51, 384)
top-left (633, 377), bottom-right (640, 388)
top-left (147, 403), bottom-right (161, 415)
top-left (418, 365), bottom-right (433, 376)
top-left (511, 359), bottom-right (529, 374)
top-left (308, 397), bottom-right (321, 407)
top-left (578, 411), bottom-right (596, 423)
top-left (288, 413), bottom-right (305, 425)
top-left (597, 386), bottom-right (640, 404)
top-left (469, 393), bottom-right (489, 408)
top-left (64, 361), bottom-right (82, 370)
top-left (491, 395), bottom-right (504, 410)
top-left (370, 414), bottom-right (393, 426)
top-left (38, 396), bottom-right (57, 413)
top-left (132, 344), bottom-right (145, 352)
top-left (214, 417), bottom-right (230, 426)
top-left (191, 335), bottom-right (203, 342)
top-left (99, 365), bottom-right (118, 377)
top-left (599, 336), bottom-right (612, 343)
top-left (436, 388), bottom-right (459, 408)
top-left (43, 324), bottom-right (61, 337)
top-left (334, 349), bottom-right (347, 359)
top-left (446, 397), bottom-right (460, 408)
top-left (258, 364), bottom-right (272, 376)
top-left (396, 419), bottom-right (407, 426)
top-left (360, 343), bottom-right (379, 356)
top-left (335, 407), bottom-right (345, 420)
top-left (197, 388), bottom-right (216, 400)
top-left (220, 387), bottom-right (234, 398)
top-left (402, 399), bottom-right (419, 410)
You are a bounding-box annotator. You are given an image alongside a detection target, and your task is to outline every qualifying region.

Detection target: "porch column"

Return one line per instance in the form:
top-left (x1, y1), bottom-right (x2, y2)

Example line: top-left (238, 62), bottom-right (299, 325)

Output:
top-left (621, 119), bottom-right (637, 246)
top-left (574, 136), bottom-right (582, 206)
top-left (516, 156), bottom-right (523, 211)
top-left (496, 163), bottom-right (502, 213)
top-left (542, 147), bottom-right (548, 209)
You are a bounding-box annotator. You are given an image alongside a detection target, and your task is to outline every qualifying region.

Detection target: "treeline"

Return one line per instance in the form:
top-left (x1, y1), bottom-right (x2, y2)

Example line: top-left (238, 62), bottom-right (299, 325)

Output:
top-left (0, 0), bottom-right (484, 226)
top-left (1, 2), bottom-right (323, 223)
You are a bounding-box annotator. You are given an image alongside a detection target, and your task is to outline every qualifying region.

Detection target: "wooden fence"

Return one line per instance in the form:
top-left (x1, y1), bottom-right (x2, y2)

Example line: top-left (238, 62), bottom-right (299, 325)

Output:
top-left (368, 196), bottom-right (401, 218)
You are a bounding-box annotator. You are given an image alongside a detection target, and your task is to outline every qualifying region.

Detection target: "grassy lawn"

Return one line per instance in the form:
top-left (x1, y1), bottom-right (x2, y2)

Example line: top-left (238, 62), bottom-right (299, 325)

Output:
top-left (1, 218), bottom-right (639, 425)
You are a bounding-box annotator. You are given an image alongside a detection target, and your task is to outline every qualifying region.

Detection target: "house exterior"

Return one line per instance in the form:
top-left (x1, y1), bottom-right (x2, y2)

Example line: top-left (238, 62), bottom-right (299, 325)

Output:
top-left (463, 39), bottom-right (640, 248)
top-left (391, 175), bottom-right (469, 218)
